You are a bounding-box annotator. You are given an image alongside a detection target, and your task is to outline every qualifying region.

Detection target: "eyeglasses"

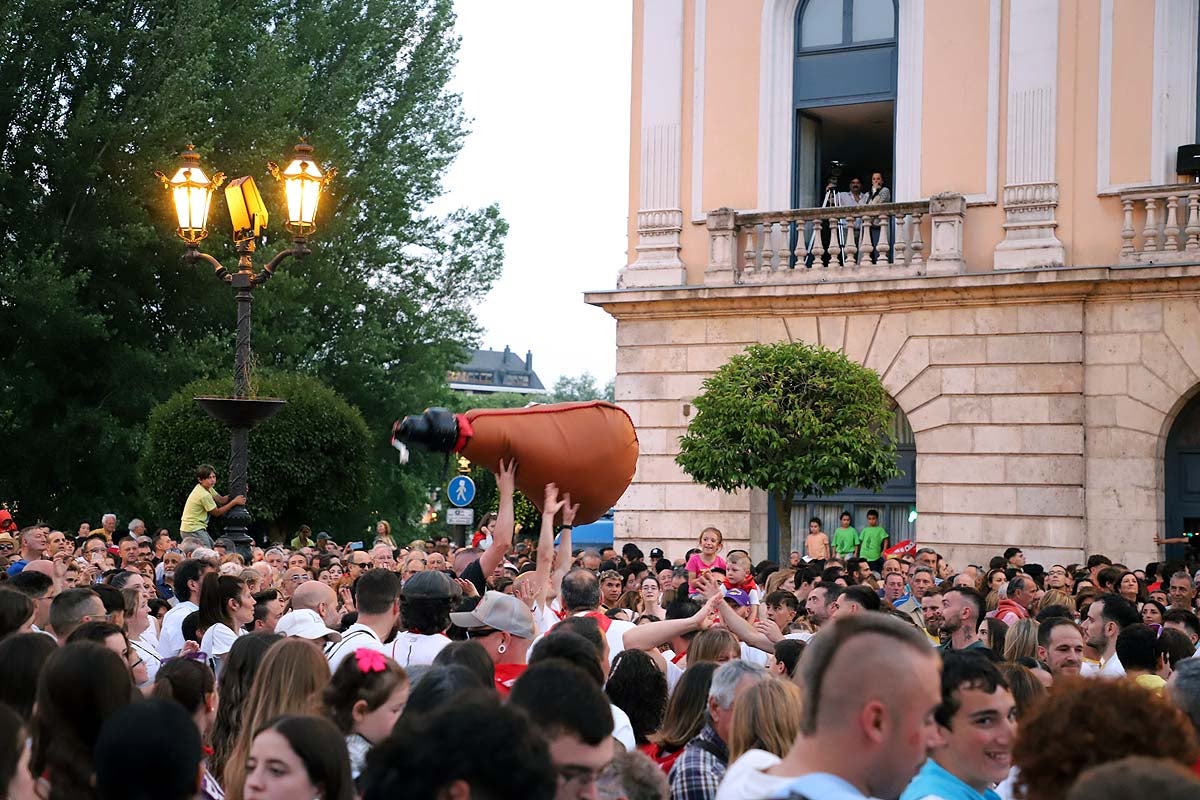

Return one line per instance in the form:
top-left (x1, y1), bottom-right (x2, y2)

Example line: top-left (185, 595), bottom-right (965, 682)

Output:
top-left (557, 765), bottom-right (606, 789)
top-left (0, 544), bottom-right (13, 552)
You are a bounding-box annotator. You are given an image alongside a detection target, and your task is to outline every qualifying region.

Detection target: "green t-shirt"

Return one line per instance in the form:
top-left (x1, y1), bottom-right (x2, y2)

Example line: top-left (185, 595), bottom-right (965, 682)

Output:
top-left (180, 483), bottom-right (218, 532)
top-left (859, 526), bottom-right (889, 560)
top-left (832, 526), bottom-right (859, 556)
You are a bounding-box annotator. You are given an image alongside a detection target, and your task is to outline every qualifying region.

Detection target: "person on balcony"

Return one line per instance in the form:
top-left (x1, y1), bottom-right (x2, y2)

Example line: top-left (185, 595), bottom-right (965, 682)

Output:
top-left (835, 176), bottom-right (867, 208)
top-left (864, 172), bottom-right (893, 262)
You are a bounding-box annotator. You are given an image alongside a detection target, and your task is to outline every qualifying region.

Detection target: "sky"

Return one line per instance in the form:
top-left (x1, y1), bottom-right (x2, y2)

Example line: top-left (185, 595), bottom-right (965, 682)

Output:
top-left (433, 0), bottom-right (632, 389)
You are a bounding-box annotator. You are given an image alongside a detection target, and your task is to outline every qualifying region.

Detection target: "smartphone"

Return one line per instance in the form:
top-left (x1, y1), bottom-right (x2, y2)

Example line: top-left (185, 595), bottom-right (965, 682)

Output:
top-left (349, 541), bottom-right (364, 551)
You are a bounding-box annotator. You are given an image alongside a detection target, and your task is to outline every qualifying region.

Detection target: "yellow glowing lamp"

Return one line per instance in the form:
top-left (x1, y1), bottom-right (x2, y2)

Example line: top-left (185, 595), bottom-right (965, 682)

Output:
top-left (268, 140), bottom-right (335, 237)
top-left (154, 146), bottom-right (225, 245)
top-left (225, 176), bottom-right (269, 242)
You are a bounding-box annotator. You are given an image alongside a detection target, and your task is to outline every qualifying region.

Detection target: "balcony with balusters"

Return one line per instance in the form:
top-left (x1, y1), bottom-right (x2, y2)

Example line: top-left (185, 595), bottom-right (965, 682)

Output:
top-left (704, 193), bottom-right (969, 286)
top-left (1119, 184), bottom-right (1200, 265)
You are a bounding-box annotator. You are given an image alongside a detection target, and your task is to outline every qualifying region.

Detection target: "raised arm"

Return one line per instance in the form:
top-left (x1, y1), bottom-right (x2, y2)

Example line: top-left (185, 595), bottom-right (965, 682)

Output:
top-left (478, 459), bottom-right (516, 579)
top-left (698, 573), bottom-right (775, 653)
top-left (531, 483), bottom-right (566, 608)
top-left (622, 595), bottom-right (716, 652)
top-left (545, 494), bottom-right (579, 603)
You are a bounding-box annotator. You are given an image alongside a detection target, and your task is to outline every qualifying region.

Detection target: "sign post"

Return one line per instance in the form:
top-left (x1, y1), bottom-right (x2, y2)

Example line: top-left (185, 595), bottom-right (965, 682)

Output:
top-left (446, 474), bottom-right (477, 547)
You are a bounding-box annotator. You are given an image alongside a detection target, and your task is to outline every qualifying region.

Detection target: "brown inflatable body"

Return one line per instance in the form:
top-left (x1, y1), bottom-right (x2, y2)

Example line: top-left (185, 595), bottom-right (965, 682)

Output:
top-left (456, 401), bottom-right (639, 525)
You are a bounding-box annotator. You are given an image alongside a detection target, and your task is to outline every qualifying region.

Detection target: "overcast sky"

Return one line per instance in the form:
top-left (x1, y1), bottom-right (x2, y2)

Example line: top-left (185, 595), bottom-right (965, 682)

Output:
top-left (433, 0), bottom-right (632, 389)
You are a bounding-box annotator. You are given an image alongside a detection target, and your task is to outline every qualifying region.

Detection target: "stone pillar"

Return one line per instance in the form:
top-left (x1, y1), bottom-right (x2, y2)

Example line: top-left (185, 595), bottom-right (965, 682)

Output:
top-left (926, 193), bottom-right (966, 275)
top-left (619, 0), bottom-right (686, 289)
top-left (704, 208), bottom-right (737, 285)
top-left (994, 0), bottom-right (1065, 270)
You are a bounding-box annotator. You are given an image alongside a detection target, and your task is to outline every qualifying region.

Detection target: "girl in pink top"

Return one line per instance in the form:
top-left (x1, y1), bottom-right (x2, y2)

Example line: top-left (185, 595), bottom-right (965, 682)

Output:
top-left (686, 527), bottom-right (727, 594)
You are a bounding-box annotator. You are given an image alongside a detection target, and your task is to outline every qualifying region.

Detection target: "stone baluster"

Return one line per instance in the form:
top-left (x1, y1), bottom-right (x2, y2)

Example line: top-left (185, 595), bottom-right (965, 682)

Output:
top-left (844, 218), bottom-right (859, 265)
top-left (810, 220), bottom-right (826, 266)
top-left (893, 213), bottom-right (909, 267)
top-left (1186, 194), bottom-right (1200, 253)
top-left (910, 212), bottom-right (925, 267)
top-left (876, 215), bottom-right (891, 264)
top-left (1143, 198), bottom-right (1160, 252)
top-left (858, 220), bottom-right (875, 266)
top-left (743, 224), bottom-right (758, 275)
top-left (794, 220), bottom-right (810, 268)
top-left (826, 217), bottom-right (841, 266)
top-left (773, 222), bottom-right (790, 271)
top-left (1119, 198), bottom-right (1135, 257)
top-left (1164, 195), bottom-right (1181, 252)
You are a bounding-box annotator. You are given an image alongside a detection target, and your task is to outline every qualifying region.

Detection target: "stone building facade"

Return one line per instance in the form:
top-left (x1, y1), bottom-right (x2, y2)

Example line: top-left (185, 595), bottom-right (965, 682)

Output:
top-left (587, 0), bottom-right (1200, 569)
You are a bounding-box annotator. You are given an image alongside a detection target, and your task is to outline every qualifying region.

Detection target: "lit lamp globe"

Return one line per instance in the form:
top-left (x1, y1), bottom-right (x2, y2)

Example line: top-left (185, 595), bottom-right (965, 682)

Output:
top-left (154, 146), bottom-right (225, 245)
top-left (269, 141), bottom-right (335, 237)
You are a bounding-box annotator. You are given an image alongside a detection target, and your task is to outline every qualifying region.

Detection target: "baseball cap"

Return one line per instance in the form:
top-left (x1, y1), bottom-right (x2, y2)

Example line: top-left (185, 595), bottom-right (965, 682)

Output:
top-left (274, 609), bottom-right (342, 643)
top-left (214, 538), bottom-right (234, 550)
top-left (316, 531), bottom-right (332, 540)
top-left (724, 588), bottom-right (752, 607)
top-left (402, 570), bottom-right (461, 600)
top-left (650, 547), bottom-right (664, 560)
top-left (450, 590), bottom-right (535, 639)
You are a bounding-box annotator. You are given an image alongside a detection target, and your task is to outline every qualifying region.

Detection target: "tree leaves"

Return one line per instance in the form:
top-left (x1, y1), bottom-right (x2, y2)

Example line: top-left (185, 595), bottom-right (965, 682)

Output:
top-left (676, 342), bottom-right (901, 548)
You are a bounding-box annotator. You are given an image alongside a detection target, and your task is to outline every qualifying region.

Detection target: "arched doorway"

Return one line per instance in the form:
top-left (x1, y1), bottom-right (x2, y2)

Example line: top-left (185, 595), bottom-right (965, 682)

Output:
top-left (793, 0), bottom-right (899, 208)
top-left (767, 401), bottom-right (916, 561)
top-left (1165, 392), bottom-right (1200, 560)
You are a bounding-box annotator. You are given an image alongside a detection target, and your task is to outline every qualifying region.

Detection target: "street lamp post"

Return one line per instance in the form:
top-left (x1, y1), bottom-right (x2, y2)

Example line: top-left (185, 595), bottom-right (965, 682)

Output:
top-left (155, 142), bottom-right (335, 558)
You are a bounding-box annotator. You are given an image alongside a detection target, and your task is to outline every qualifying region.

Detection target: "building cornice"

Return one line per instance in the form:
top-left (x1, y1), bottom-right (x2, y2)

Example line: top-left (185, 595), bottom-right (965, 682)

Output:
top-left (586, 263), bottom-right (1200, 319)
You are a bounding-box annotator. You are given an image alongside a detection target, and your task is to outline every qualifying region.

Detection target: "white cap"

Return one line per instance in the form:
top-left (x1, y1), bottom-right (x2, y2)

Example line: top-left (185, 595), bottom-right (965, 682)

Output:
top-left (274, 609), bottom-right (342, 643)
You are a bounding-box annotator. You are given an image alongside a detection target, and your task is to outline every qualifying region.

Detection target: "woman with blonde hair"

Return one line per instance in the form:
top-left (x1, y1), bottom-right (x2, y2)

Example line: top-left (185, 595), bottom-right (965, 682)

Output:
top-left (687, 628), bottom-right (741, 665)
top-left (1039, 589), bottom-right (1076, 616)
top-left (1003, 618), bottom-right (1040, 662)
top-left (221, 637), bottom-right (332, 800)
top-left (763, 569), bottom-right (796, 598)
top-left (717, 678), bottom-right (805, 800)
top-left (374, 520), bottom-right (395, 549)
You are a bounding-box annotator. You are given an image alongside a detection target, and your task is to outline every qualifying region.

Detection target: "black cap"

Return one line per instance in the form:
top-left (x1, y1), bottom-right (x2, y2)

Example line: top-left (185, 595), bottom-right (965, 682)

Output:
top-left (402, 570), bottom-right (461, 600)
top-left (650, 547), bottom-right (664, 559)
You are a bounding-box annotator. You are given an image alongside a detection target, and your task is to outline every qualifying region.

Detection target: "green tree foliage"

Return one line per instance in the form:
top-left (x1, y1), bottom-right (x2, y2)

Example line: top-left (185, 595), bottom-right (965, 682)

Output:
top-left (548, 373), bottom-right (615, 403)
top-left (676, 342), bottom-right (900, 552)
top-left (0, 0), bottom-right (503, 527)
top-left (139, 373), bottom-right (370, 538)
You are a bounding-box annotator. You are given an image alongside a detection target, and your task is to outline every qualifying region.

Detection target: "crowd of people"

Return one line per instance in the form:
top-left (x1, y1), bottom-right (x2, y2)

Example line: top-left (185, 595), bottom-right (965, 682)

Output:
top-left (3, 460), bottom-right (1200, 800)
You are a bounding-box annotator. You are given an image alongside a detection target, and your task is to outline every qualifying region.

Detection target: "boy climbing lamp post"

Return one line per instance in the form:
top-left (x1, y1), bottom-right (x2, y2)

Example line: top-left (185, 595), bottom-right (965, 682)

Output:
top-left (154, 141), bottom-right (336, 558)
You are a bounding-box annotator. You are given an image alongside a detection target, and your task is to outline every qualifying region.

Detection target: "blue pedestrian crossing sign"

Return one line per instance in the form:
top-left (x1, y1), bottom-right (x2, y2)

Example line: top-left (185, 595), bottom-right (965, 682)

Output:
top-left (447, 475), bottom-right (476, 507)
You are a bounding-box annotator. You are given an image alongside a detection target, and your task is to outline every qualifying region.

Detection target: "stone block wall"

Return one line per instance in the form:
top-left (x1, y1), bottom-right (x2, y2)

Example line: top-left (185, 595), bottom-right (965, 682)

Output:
top-left (594, 268), bottom-right (1200, 569)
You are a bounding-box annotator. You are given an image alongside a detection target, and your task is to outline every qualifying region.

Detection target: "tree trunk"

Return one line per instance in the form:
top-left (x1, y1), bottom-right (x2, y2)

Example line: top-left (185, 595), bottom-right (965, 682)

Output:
top-left (774, 492), bottom-right (795, 560)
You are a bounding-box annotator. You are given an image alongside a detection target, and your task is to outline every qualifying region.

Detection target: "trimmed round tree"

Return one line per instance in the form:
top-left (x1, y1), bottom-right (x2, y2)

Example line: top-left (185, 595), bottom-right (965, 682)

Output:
top-left (675, 341), bottom-right (901, 554)
top-left (139, 373), bottom-right (371, 539)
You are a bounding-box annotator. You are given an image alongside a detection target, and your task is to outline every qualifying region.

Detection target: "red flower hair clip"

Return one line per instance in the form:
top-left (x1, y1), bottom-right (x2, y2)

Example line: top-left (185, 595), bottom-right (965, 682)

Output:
top-left (355, 648), bottom-right (387, 674)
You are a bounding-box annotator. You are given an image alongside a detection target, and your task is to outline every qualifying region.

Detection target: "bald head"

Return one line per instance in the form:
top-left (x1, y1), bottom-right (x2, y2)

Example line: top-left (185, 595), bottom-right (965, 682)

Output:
top-left (23, 560), bottom-right (57, 580)
top-left (290, 580), bottom-right (339, 626)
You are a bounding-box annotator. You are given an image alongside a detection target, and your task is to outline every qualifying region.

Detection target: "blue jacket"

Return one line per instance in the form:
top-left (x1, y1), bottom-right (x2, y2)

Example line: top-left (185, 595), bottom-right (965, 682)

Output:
top-left (900, 759), bottom-right (1001, 800)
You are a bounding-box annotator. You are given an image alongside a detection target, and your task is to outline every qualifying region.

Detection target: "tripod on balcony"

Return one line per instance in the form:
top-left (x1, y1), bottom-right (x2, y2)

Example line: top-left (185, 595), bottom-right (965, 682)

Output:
top-left (804, 182), bottom-right (846, 268)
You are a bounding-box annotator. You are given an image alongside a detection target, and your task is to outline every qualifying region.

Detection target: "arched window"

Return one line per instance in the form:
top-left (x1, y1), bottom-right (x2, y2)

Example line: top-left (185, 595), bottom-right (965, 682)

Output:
top-left (799, 0), bottom-right (897, 51)
top-left (793, 0), bottom-right (899, 208)
top-left (770, 399), bottom-right (916, 560)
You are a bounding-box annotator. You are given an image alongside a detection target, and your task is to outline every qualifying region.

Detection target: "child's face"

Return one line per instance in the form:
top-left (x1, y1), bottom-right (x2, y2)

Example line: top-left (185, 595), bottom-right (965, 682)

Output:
top-left (700, 532), bottom-right (720, 553)
top-left (727, 561), bottom-right (748, 583)
top-left (355, 683), bottom-right (409, 745)
top-left (840, 516), bottom-right (852, 528)
top-left (867, 514), bottom-right (878, 526)
top-left (809, 521), bottom-right (821, 535)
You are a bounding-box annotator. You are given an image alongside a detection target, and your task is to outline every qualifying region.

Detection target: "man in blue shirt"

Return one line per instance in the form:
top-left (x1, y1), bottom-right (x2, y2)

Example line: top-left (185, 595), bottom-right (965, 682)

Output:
top-left (900, 651), bottom-right (1017, 800)
top-left (5, 525), bottom-right (47, 576)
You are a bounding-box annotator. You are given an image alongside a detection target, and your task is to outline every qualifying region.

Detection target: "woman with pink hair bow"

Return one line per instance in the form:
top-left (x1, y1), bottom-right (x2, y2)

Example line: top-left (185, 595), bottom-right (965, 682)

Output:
top-left (321, 648), bottom-right (409, 780)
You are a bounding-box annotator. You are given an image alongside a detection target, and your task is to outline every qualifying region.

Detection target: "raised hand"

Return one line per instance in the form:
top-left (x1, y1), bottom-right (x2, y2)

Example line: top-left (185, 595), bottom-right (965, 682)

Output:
top-left (543, 483), bottom-right (566, 518)
top-left (496, 458), bottom-right (517, 494)
top-left (561, 494), bottom-right (580, 527)
top-left (456, 578), bottom-right (479, 599)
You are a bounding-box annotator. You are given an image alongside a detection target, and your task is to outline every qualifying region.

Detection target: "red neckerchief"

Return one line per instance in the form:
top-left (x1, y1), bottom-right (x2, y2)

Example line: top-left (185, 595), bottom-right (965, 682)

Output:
top-left (581, 611), bottom-right (612, 632)
top-left (723, 576), bottom-right (758, 592)
top-left (670, 649), bottom-right (687, 665)
top-left (494, 663), bottom-right (526, 696)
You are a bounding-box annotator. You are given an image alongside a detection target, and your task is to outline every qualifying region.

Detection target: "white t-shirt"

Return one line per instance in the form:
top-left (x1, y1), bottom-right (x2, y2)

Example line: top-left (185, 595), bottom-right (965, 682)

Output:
top-left (384, 631), bottom-right (450, 668)
top-left (158, 600), bottom-right (198, 657)
top-left (715, 749), bottom-right (787, 800)
top-left (662, 648), bottom-right (686, 694)
top-left (530, 612), bottom-right (636, 665)
top-left (325, 623), bottom-right (386, 673)
top-left (200, 622), bottom-right (242, 657)
top-left (610, 703), bottom-right (635, 750)
top-left (131, 637), bottom-right (162, 684)
top-left (739, 642), bottom-right (771, 667)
